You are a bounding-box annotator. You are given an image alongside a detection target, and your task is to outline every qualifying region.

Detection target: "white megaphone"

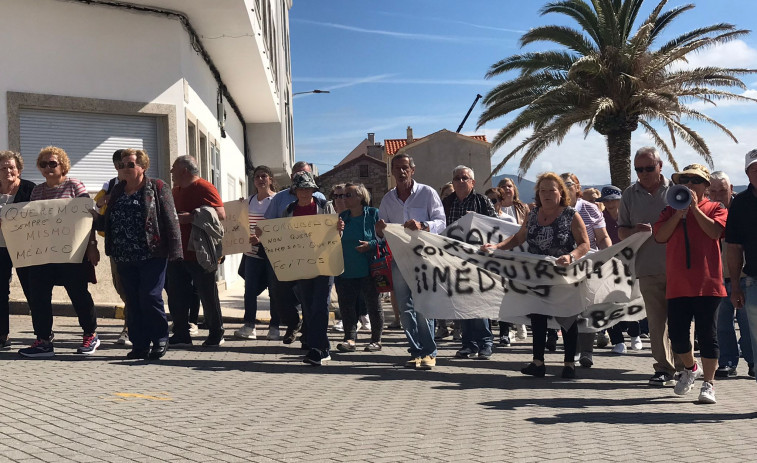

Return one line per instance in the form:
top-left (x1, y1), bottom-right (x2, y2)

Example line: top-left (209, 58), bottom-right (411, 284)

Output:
top-left (666, 184), bottom-right (692, 210)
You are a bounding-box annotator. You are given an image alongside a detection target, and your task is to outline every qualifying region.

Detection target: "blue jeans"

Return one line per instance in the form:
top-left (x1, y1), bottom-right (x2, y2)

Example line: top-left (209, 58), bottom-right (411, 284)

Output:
top-left (743, 276), bottom-right (757, 383)
top-left (243, 256), bottom-right (276, 327)
top-left (461, 319), bottom-right (493, 351)
top-left (118, 258), bottom-right (169, 350)
top-left (391, 261), bottom-right (436, 358)
top-left (717, 278), bottom-right (753, 368)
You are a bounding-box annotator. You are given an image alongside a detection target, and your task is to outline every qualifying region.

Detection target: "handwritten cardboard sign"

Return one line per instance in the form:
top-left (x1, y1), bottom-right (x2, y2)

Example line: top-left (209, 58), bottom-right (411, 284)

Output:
top-left (220, 200), bottom-right (250, 256)
top-left (258, 215), bottom-right (343, 281)
top-left (1, 197), bottom-right (94, 268)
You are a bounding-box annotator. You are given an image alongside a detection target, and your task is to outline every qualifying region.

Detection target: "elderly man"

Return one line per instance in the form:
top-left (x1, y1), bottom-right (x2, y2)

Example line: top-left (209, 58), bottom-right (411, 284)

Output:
top-left (167, 155), bottom-right (226, 347)
top-left (725, 149), bottom-right (757, 384)
top-left (375, 154), bottom-right (446, 370)
top-left (442, 165), bottom-right (498, 360)
top-left (710, 171), bottom-right (754, 378)
top-left (264, 161), bottom-right (327, 345)
top-left (618, 146), bottom-right (683, 386)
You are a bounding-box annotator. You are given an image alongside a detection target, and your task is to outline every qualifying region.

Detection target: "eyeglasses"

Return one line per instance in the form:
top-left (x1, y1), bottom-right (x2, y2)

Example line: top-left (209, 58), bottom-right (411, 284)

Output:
top-left (333, 193), bottom-right (357, 199)
top-left (634, 165), bottom-right (657, 173)
top-left (254, 174), bottom-right (269, 180)
top-left (0, 166), bottom-right (18, 171)
top-left (677, 175), bottom-right (706, 185)
top-left (39, 160), bottom-right (59, 169)
top-left (453, 176), bottom-right (471, 182)
top-left (116, 161), bottom-right (137, 170)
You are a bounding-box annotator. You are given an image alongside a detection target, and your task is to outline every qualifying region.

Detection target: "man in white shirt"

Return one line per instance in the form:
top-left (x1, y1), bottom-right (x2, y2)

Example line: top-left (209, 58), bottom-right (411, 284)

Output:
top-left (375, 154), bottom-right (446, 370)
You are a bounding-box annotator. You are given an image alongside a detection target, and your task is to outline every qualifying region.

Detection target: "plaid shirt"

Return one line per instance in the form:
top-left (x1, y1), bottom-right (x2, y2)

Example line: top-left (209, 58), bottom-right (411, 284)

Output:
top-left (442, 191), bottom-right (497, 225)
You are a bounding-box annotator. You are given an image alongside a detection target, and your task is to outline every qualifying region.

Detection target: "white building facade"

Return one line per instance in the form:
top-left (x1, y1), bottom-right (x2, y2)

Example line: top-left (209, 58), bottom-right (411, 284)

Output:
top-left (0, 0), bottom-right (294, 296)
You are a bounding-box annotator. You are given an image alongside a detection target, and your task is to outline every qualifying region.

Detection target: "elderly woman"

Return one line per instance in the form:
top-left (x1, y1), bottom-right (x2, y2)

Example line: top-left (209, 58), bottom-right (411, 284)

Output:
top-left (482, 172), bottom-right (590, 378)
top-left (94, 149), bottom-right (181, 359)
top-left (335, 182), bottom-right (383, 352)
top-left (0, 151), bottom-right (35, 349)
top-left (18, 146), bottom-right (100, 358)
top-left (654, 164), bottom-right (727, 404)
top-left (561, 173), bottom-right (611, 367)
top-left (234, 165), bottom-right (278, 341)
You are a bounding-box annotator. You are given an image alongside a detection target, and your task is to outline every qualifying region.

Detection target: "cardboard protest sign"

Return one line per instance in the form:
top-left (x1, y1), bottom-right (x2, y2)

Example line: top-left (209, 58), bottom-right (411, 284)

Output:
top-left (220, 200), bottom-right (250, 256)
top-left (258, 215), bottom-right (343, 281)
top-left (1, 197), bottom-right (95, 268)
top-left (384, 213), bottom-right (649, 332)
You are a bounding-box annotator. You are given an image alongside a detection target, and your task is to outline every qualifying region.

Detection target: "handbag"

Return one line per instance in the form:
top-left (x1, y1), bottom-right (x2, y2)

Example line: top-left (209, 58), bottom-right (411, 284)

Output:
top-left (369, 242), bottom-right (393, 291)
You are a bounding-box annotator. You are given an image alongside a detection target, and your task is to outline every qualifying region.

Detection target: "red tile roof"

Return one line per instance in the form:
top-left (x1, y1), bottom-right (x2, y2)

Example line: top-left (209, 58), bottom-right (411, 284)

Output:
top-left (384, 133), bottom-right (488, 156)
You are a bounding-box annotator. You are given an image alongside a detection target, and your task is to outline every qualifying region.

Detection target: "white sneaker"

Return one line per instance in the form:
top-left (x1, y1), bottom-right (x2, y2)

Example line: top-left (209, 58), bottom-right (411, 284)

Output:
top-left (611, 343), bottom-right (627, 354)
top-left (630, 336), bottom-right (643, 350)
top-left (516, 324), bottom-right (528, 341)
top-left (234, 324), bottom-right (257, 340)
top-left (359, 315), bottom-right (371, 332)
top-left (189, 323), bottom-right (199, 335)
top-left (333, 320), bottom-right (344, 332)
top-left (698, 381), bottom-right (717, 404)
top-left (267, 326), bottom-right (281, 340)
top-left (674, 364), bottom-right (703, 395)
top-left (115, 328), bottom-right (132, 346)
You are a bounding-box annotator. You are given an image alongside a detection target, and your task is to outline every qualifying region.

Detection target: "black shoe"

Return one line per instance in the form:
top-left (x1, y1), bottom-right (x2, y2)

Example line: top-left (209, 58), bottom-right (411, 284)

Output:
top-left (561, 366), bottom-right (576, 379)
top-left (749, 363), bottom-right (755, 377)
top-left (521, 362), bottom-right (546, 377)
top-left (499, 335), bottom-right (511, 347)
top-left (477, 346), bottom-right (493, 360)
top-left (546, 336), bottom-right (558, 352)
top-left (126, 348), bottom-right (149, 360)
top-left (149, 340), bottom-right (168, 359)
top-left (455, 347), bottom-right (478, 359)
top-left (202, 331), bottom-right (225, 347)
top-left (282, 328), bottom-right (297, 345)
top-left (168, 333), bottom-right (192, 347)
top-left (715, 365), bottom-right (737, 378)
top-left (303, 349), bottom-right (331, 366)
top-left (648, 371), bottom-right (675, 387)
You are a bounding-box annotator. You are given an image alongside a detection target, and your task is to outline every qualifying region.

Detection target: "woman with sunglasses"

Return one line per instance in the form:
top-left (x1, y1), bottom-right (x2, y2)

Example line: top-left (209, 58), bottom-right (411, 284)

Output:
top-left (18, 146), bottom-right (100, 358)
top-left (93, 148), bottom-right (182, 360)
top-left (654, 164), bottom-right (728, 404)
top-left (0, 151), bottom-right (35, 349)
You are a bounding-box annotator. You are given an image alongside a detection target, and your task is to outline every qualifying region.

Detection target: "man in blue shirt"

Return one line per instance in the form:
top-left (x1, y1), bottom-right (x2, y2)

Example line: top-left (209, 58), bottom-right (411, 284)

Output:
top-left (375, 154), bottom-right (446, 370)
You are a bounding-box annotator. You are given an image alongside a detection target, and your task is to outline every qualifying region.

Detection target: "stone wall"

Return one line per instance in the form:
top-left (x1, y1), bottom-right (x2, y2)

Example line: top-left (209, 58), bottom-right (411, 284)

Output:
top-left (317, 160), bottom-right (388, 208)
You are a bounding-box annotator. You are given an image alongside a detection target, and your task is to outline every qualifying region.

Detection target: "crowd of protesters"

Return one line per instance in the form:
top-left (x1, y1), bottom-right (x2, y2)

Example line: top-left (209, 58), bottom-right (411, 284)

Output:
top-left (1, 145), bottom-right (756, 406)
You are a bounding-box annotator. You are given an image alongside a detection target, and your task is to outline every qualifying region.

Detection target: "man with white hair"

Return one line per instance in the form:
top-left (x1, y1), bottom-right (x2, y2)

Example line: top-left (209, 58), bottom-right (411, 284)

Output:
top-left (710, 171), bottom-right (753, 378)
top-left (442, 166), bottom-right (498, 360)
top-left (725, 149), bottom-right (757, 384)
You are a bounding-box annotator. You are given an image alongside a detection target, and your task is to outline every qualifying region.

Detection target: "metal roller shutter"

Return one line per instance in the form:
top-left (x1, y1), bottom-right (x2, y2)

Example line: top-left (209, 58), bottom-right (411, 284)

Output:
top-left (19, 109), bottom-right (160, 192)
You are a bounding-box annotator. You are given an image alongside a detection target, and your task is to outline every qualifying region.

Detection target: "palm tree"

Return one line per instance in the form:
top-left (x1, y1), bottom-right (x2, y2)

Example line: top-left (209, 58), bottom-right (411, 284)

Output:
top-left (478, 0), bottom-right (757, 189)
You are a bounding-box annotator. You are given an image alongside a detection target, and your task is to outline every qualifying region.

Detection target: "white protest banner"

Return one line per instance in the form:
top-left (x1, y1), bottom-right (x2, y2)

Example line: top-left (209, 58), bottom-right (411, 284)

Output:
top-left (1, 197), bottom-right (95, 268)
top-left (220, 200), bottom-right (250, 256)
top-left (258, 214), bottom-right (343, 281)
top-left (384, 214), bottom-right (649, 332)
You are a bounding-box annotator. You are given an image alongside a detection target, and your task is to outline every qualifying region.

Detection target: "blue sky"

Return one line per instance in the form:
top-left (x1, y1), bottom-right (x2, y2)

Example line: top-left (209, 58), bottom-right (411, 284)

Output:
top-left (290, 0), bottom-right (757, 186)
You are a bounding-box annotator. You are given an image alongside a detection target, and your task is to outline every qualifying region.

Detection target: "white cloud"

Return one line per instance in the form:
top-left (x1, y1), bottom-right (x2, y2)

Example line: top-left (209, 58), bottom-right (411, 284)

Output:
top-left (292, 19), bottom-right (500, 44)
top-left (295, 76), bottom-right (494, 86)
top-left (293, 74), bottom-right (396, 98)
top-left (682, 40), bottom-right (757, 69)
top-left (687, 89), bottom-right (757, 110)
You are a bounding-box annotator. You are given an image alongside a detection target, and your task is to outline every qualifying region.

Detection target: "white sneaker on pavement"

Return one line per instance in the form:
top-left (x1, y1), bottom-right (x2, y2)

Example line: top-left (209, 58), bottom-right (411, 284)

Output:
top-left (630, 336), bottom-right (643, 350)
top-left (115, 329), bottom-right (132, 347)
top-left (674, 364), bottom-right (703, 395)
top-left (698, 381), bottom-right (717, 404)
top-left (333, 320), bottom-right (344, 332)
top-left (234, 324), bottom-right (257, 340)
top-left (267, 326), bottom-right (281, 340)
top-left (189, 323), bottom-right (199, 336)
top-left (611, 343), bottom-right (627, 354)
top-left (516, 324), bottom-right (528, 341)
top-left (358, 315), bottom-right (371, 332)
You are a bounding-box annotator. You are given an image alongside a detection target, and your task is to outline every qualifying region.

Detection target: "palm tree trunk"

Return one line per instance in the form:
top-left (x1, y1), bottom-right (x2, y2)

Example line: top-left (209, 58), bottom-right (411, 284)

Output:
top-left (606, 130), bottom-right (632, 190)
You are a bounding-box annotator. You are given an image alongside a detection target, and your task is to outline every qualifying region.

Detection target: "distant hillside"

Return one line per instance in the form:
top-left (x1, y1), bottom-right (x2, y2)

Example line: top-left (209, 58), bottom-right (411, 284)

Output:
top-left (491, 174), bottom-right (536, 204)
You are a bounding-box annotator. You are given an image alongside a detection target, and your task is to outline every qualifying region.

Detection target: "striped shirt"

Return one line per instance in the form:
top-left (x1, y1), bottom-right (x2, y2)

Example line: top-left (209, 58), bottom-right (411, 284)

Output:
top-left (31, 178), bottom-right (89, 200)
top-left (246, 193), bottom-right (273, 258)
top-left (575, 198), bottom-right (605, 250)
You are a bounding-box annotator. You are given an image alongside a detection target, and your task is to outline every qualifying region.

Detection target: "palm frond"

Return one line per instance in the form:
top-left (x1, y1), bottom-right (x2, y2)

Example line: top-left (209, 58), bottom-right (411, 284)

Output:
top-left (637, 119), bottom-right (677, 169)
top-left (520, 25), bottom-right (597, 55)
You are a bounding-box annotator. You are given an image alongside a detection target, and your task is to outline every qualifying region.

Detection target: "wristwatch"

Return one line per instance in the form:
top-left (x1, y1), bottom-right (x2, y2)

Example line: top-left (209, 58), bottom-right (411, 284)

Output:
top-left (421, 221), bottom-right (429, 231)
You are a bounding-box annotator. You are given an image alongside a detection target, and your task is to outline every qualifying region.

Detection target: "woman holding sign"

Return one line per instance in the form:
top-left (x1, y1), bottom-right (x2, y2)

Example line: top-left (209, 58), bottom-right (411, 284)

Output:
top-left (481, 172), bottom-right (590, 379)
top-left (335, 183), bottom-right (383, 353)
top-left (94, 149), bottom-right (182, 360)
top-left (0, 151), bottom-right (35, 349)
top-left (18, 146), bottom-right (100, 358)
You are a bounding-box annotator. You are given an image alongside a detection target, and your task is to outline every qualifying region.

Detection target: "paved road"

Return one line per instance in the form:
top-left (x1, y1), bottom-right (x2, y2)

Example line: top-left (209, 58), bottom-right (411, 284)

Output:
top-left (1, 314), bottom-right (756, 462)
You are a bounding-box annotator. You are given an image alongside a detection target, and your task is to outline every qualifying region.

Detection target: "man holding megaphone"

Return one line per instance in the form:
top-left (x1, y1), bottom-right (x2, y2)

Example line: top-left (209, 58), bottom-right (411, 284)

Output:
top-left (654, 164), bottom-right (728, 404)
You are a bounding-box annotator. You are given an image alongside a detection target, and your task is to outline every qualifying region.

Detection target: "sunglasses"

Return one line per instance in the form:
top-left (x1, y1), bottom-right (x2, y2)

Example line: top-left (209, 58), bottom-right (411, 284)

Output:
top-left (39, 160), bottom-right (59, 169)
top-left (453, 176), bottom-right (471, 182)
top-left (333, 193), bottom-right (357, 199)
top-left (116, 161), bottom-right (137, 170)
top-left (634, 165), bottom-right (657, 173)
top-left (677, 175), bottom-right (706, 185)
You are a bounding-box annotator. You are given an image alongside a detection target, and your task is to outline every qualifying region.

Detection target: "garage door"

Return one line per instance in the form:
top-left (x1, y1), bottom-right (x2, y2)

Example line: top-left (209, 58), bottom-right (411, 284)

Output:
top-left (19, 109), bottom-right (161, 192)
